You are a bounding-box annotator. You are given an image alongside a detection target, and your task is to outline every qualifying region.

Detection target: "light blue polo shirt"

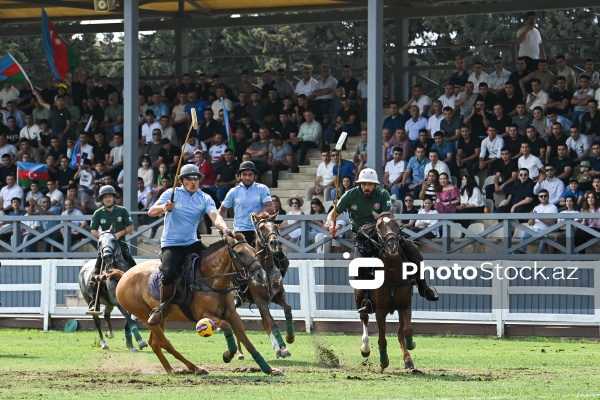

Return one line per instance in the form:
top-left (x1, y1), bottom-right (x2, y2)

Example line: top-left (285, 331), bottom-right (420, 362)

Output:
top-left (159, 186), bottom-right (216, 247)
top-left (407, 156), bottom-right (430, 184)
top-left (222, 182), bottom-right (272, 232)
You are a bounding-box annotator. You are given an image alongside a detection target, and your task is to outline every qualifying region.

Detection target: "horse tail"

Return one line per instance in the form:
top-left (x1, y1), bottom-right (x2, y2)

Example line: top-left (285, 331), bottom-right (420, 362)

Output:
top-left (106, 269), bottom-right (125, 281)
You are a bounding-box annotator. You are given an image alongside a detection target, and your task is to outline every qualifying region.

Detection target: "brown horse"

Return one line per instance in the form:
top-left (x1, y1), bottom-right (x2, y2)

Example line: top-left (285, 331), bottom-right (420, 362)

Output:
top-left (235, 211), bottom-right (294, 360)
top-left (356, 211), bottom-right (416, 371)
top-left (115, 233), bottom-right (283, 376)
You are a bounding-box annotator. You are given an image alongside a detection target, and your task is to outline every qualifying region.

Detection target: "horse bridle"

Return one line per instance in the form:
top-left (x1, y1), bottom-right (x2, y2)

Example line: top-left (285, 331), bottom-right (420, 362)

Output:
top-left (253, 218), bottom-right (280, 249)
top-left (358, 212), bottom-right (400, 257)
top-left (226, 239), bottom-right (262, 282)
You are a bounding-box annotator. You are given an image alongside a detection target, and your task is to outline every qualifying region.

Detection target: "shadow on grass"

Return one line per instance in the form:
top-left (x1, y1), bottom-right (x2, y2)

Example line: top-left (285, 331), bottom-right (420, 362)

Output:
top-left (0, 354), bottom-right (40, 360)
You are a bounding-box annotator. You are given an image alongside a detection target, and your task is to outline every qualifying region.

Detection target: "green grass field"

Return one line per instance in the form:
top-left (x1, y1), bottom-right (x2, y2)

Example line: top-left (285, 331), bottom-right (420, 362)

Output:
top-left (0, 328), bottom-right (598, 399)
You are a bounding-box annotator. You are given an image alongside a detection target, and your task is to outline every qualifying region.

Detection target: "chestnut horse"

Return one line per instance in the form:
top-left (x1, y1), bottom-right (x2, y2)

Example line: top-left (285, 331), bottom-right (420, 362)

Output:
top-left (78, 231), bottom-right (148, 351)
top-left (356, 211), bottom-right (416, 371)
top-left (115, 233), bottom-right (283, 376)
top-left (235, 212), bottom-right (294, 360)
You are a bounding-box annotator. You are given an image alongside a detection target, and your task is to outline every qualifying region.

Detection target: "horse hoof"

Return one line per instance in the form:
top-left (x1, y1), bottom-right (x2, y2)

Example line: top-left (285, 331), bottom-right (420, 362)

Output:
top-left (279, 348), bottom-right (291, 358)
top-left (380, 360), bottom-right (389, 370)
top-left (138, 340), bottom-right (148, 350)
top-left (269, 368), bottom-right (284, 376)
top-left (104, 331), bottom-right (115, 339)
top-left (405, 361), bottom-right (415, 370)
top-left (195, 368), bottom-right (209, 375)
top-left (406, 341), bottom-right (416, 351)
top-left (223, 351), bottom-right (233, 363)
top-left (286, 334), bottom-right (295, 344)
top-left (129, 347), bottom-right (138, 352)
top-left (236, 353), bottom-right (245, 361)
top-left (360, 350), bottom-right (370, 358)
top-left (276, 349), bottom-right (282, 358)
top-left (101, 343), bottom-right (109, 350)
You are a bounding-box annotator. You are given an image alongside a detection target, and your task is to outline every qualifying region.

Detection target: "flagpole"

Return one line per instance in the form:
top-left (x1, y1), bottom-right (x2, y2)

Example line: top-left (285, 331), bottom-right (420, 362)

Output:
top-left (7, 53), bottom-right (33, 88)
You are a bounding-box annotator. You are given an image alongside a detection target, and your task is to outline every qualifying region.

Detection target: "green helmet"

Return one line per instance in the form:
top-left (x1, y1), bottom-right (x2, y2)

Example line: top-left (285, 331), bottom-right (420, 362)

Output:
top-left (97, 185), bottom-right (118, 201)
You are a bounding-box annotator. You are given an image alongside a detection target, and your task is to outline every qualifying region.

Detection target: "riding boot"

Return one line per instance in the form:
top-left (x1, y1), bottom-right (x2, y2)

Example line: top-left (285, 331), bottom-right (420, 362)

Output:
top-left (148, 283), bottom-right (176, 326)
top-left (357, 290), bottom-right (374, 314)
top-left (416, 278), bottom-right (439, 301)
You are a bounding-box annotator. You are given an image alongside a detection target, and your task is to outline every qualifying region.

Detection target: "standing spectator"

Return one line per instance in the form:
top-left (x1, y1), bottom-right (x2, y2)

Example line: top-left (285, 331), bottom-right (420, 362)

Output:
top-left (516, 11), bottom-right (546, 72)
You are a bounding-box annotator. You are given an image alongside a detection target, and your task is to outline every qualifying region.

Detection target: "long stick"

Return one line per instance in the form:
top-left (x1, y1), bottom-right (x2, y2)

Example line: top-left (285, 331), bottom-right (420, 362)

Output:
top-left (331, 132), bottom-right (348, 239)
top-left (171, 108), bottom-right (198, 202)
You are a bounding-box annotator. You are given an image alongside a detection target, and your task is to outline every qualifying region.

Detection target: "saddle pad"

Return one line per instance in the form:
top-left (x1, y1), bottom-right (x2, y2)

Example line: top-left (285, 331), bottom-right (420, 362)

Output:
top-left (149, 257), bottom-right (198, 303)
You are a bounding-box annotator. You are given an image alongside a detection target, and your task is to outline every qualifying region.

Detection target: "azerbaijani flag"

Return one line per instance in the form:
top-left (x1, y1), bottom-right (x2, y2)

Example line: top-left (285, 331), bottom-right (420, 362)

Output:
top-left (17, 162), bottom-right (49, 189)
top-left (0, 54), bottom-right (26, 84)
top-left (221, 97), bottom-right (235, 152)
top-left (41, 8), bottom-right (79, 79)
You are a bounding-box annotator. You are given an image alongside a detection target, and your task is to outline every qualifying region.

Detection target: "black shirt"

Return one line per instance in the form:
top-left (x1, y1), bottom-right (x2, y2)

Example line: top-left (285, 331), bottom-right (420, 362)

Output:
top-left (449, 70), bottom-right (470, 87)
top-left (217, 160), bottom-right (239, 183)
top-left (5, 127), bottom-right (19, 145)
top-left (400, 207), bottom-right (418, 225)
top-left (337, 106), bottom-right (361, 130)
top-left (504, 135), bottom-right (526, 158)
top-left (337, 77), bottom-right (359, 99)
top-left (580, 112), bottom-right (600, 135)
top-left (457, 135), bottom-right (482, 159)
top-left (549, 90), bottom-right (572, 115)
top-left (469, 114), bottom-right (487, 138)
top-left (508, 70), bottom-right (531, 97)
top-left (496, 91), bottom-right (520, 116)
top-left (527, 137), bottom-right (547, 159)
top-left (477, 92), bottom-right (498, 113)
top-left (198, 120), bottom-right (223, 143)
top-left (491, 158), bottom-right (517, 183)
top-left (50, 106), bottom-right (71, 135)
top-left (552, 156), bottom-right (574, 183)
top-left (547, 135), bottom-right (568, 160)
top-left (233, 139), bottom-right (250, 161)
top-left (263, 99), bottom-right (283, 120)
top-left (509, 179), bottom-right (535, 205)
top-left (158, 145), bottom-right (181, 166)
top-left (489, 114), bottom-right (512, 135)
top-left (93, 142), bottom-right (112, 165)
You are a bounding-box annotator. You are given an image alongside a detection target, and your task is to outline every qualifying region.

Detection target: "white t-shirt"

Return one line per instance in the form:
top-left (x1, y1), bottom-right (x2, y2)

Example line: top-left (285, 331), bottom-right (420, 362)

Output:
top-left (566, 135), bottom-right (590, 158)
top-left (526, 91), bottom-right (549, 111)
top-left (531, 203), bottom-right (558, 231)
top-left (316, 161), bottom-right (335, 187)
top-left (468, 72), bottom-right (490, 94)
top-left (209, 144), bottom-right (228, 164)
top-left (385, 159), bottom-right (407, 183)
top-left (411, 95), bottom-right (432, 116)
top-left (426, 114), bottom-right (444, 135)
top-left (438, 94), bottom-right (456, 109)
top-left (518, 154), bottom-right (544, 178)
top-left (20, 125), bottom-right (42, 143)
top-left (517, 26), bottom-right (543, 59)
top-left (417, 208), bottom-right (440, 238)
top-left (480, 136), bottom-right (505, 160)
top-left (78, 168), bottom-right (94, 190)
top-left (295, 78), bottom-right (319, 97)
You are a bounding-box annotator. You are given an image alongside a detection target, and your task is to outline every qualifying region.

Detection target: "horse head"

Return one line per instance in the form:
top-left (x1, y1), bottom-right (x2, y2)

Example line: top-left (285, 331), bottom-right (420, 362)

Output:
top-left (226, 233), bottom-right (267, 286)
top-left (98, 230), bottom-right (119, 268)
top-left (252, 211), bottom-right (282, 254)
top-left (372, 211), bottom-right (400, 257)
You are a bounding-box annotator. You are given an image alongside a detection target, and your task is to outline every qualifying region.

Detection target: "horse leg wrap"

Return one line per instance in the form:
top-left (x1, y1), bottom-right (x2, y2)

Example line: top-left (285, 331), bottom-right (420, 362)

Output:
top-left (131, 325), bottom-right (142, 342)
top-left (285, 312), bottom-right (294, 335)
top-left (378, 346), bottom-right (388, 363)
top-left (125, 331), bottom-right (134, 348)
top-left (405, 336), bottom-right (416, 350)
top-left (251, 350), bottom-right (272, 374)
top-left (223, 329), bottom-right (237, 355)
top-left (272, 327), bottom-right (286, 348)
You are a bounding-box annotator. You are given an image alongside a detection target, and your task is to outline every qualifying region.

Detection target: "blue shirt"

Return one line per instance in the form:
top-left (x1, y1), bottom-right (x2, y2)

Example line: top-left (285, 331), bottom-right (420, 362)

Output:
top-left (404, 116), bottom-right (428, 141)
top-left (561, 188), bottom-right (584, 200)
top-left (222, 182), bottom-right (272, 232)
top-left (149, 103), bottom-right (170, 119)
top-left (407, 156), bottom-right (430, 184)
top-left (332, 159), bottom-right (356, 182)
top-left (41, 205), bottom-right (61, 231)
top-left (159, 187), bottom-right (216, 247)
top-left (383, 114), bottom-right (407, 133)
top-left (185, 100), bottom-right (210, 122)
top-left (432, 140), bottom-right (455, 162)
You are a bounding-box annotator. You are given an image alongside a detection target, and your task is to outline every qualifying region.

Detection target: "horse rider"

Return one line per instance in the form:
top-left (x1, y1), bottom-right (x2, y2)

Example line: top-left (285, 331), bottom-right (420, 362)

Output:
top-left (326, 168), bottom-right (439, 314)
top-left (218, 161), bottom-right (289, 278)
top-left (89, 185), bottom-right (135, 310)
top-left (147, 164), bottom-right (232, 326)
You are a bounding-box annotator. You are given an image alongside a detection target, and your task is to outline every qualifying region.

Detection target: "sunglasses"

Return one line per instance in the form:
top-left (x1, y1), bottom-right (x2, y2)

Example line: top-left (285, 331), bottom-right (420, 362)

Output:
top-left (545, 169), bottom-right (554, 172)
top-left (184, 176), bottom-right (200, 181)
top-left (539, 194), bottom-right (548, 198)
top-left (291, 201), bottom-right (299, 205)
top-left (405, 199), bottom-right (413, 202)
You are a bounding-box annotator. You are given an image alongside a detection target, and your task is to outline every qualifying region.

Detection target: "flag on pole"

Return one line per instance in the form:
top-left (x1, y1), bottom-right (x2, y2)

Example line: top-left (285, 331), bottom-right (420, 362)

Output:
top-left (0, 54), bottom-right (26, 84)
top-left (17, 162), bottom-right (50, 189)
top-left (69, 140), bottom-right (82, 169)
top-left (221, 97), bottom-right (235, 152)
top-left (41, 8), bottom-right (79, 79)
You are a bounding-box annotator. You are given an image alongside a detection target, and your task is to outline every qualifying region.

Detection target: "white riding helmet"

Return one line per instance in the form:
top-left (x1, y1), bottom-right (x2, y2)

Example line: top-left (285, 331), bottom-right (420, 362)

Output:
top-left (355, 168), bottom-right (380, 184)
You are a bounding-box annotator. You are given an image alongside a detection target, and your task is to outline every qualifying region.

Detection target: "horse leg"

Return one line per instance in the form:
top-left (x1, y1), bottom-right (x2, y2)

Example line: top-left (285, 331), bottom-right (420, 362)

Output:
top-left (400, 308), bottom-right (415, 370)
top-left (375, 310), bottom-right (389, 371)
top-left (235, 338), bottom-right (245, 360)
top-left (360, 313), bottom-right (370, 358)
top-left (226, 310), bottom-right (283, 376)
top-left (124, 323), bottom-right (136, 352)
top-left (92, 314), bottom-right (108, 350)
top-left (273, 291), bottom-right (295, 345)
top-left (103, 304), bottom-right (115, 339)
top-left (256, 297), bottom-right (288, 359)
top-left (147, 321), bottom-right (208, 375)
top-left (116, 304), bottom-right (148, 351)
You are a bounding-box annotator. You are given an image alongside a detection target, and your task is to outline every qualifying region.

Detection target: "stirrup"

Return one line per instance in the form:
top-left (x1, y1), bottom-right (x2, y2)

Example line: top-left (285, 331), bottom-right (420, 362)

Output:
top-left (88, 301), bottom-right (99, 312)
top-left (147, 307), bottom-right (164, 326)
top-left (357, 299), bottom-right (373, 314)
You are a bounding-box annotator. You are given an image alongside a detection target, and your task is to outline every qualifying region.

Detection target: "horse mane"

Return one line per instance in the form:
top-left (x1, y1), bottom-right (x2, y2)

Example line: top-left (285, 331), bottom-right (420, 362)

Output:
top-left (202, 233), bottom-right (247, 257)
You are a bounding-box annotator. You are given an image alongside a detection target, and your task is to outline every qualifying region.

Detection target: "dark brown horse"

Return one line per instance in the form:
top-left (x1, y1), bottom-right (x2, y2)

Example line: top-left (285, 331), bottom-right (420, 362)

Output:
top-left (356, 211), bottom-right (416, 371)
top-left (235, 211), bottom-right (294, 360)
top-left (115, 233), bottom-right (283, 376)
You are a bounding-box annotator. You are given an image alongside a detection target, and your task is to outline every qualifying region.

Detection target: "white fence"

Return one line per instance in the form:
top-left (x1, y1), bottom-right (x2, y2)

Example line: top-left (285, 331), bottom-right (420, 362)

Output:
top-left (1, 259), bottom-right (599, 336)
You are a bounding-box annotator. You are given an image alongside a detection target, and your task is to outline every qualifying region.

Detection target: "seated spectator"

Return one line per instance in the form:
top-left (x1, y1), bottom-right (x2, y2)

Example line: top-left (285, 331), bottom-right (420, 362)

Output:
top-left (575, 191), bottom-right (600, 253)
top-left (426, 100), bottom-right (444, 137)
top-left (29, 195), bottom-right (62, 252)
top-left (353, 129), bottom-right (368, 166)
top-left (16, 138), bottom-right (43, 164)
top-left (545, 122), bottom-right (568, 164)
top-left (544, 76), bottom-right (571, 115)
top-left (456, 125), bottom-right (481, 175)
top-left (398, 145), bottom-right (430, 199)
top-left (496, 168), bottom-right (535, 213)
top-left (246, 127), bottom-right (271, 168)
top-left (197, 109), bottom-right (222, 143)
top-left (7, 197), bottom-right (25, 216)
top-left (477, 82), bottom-right (497, 112)
top-left (432, 131), bottom-right (456, 173)
top-left (383, 101), bottom-right (406, 133)
top-left (551, 195), bottom-right (581, 253)
top-left (449, 57), bottom-right (470, 92)
top-left (567, 74), bottom-right (595, 126)
top-left (511, 103), bottom-right (533, 134)
top-left (404, 105), bottom-right (428, 142)
top-left (137, 177), bottom-right (153, 216)
top-left (434, 172), bottom-right (460, 214)
top-left (238, 113), bottom-right (260, 142)
top-left (546, 108), bottom-right (571, 136)
top-left (518, 142), bottom-right (544, 180)
top-left (497, 82), bottom-right (520, 118)
top-left (383, 147), bottom-right (407, 199)
top-left (566, 126), bottom-right (590, 163)
top-left (308, 198), bottom-right (327, 242)
top-left (384, 128), bottom-right (413, 163)
top-left (486, 148), bottom-right (518, 201)
top-left (463, 98), bottom-right (488, 138)
top-left (423, 149), bottom-right (450, 178)
top-left (399, 194), bottom-right (419, 228)
top-left (439, 106), bottom-right (461, 141)
top-left (267, 133), bottom-right (293, 188)
top-left (401, 84), bottom-right (431, 117)
top-left (0, 154), bottom-right (17, 189)
top-left (457, 174), bottom-right (486, 228)
top-left (487, 56), bottom-right (511, 93)
top-left (559, 179), bottom-right (584, 209)
top-left (326, 93), bottom-right (361, 145)
top-left (504, 124), bottom-right (526, 159)
top-left (231, 128), bottom-right (250, 162)
top-left (525, 125), bottom-right (546, 160)
top-left (328, 175), bottom-right (353, 204)
top-left (207, 148), bottom-right (238, 202)
top-left (531, 107), bottom-right (548, 138)
top-left (270, 195), bottom-right (286, 222)
top-left (0, 174), bottom-right (24, 212)
top-left (477, 126), bottom-right (504, 175)
top-left (141, 109), bottom-right (161, 144)
top-left (589, 142), bottom-right (600, 181)
top-left (577, 160), bottom-right (592, 186)
top-left (519, 189), bottom-right (558, 254)
top-left (67, 183), bottom-right (96, 215)
top-left (60, 198), bottom-right (88, 242)
top-left (280, 196), bottom-right (304, 241)
top-left (525, 79), bottom-right (549, 112)
top-left (420, 169), bottom-right (441, 200)
top-left (413, 198), bottom-right (440, 239)
top-left (25, 180), bottom-right (44, 204)
top-left (74, 159), bottom-right (95, 196)
top-left (19, 114), bottom-right (41, 147)
top-left (137, 156), bottom-right (155, 188)
top-left (533, 164), bottom-right (565, 206)
top-left (331, 149), bottom-right (356, 185)
top-left (520, 60), bottom-right (554, 95)
top-left (555, 55), bottom-right (577, 92)
top-left (437, 82), bottom-right (456, 109)
top-left (580, 99), bottom-right (600, 137)
top-left (306, 149), bottom-right (334, 201)
top-left (291, 109), bottom-right (322, 166)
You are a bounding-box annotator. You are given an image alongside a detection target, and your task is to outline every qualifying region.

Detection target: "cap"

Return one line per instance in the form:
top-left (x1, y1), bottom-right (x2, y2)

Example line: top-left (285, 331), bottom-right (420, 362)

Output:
top-left (193, 149), bottom-right (204, 154)
top-left (57, 83), bottom-right (68, 90)
top-left (580, 160), bottom-right (592, 168)
top-left (569, 178), bottom-right (579, 183)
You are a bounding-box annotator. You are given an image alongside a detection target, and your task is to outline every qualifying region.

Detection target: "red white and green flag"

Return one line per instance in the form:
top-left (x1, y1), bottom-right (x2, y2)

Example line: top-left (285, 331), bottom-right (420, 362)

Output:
top-left (41, 8), bottom-right (79, 79)
top-left (17, 162), bottom-right (50, 189)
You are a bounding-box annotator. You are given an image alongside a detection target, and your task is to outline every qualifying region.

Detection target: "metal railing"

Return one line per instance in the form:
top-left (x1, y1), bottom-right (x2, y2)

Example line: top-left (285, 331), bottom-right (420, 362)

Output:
top-left (2, 212), bottom-right (600, 261)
